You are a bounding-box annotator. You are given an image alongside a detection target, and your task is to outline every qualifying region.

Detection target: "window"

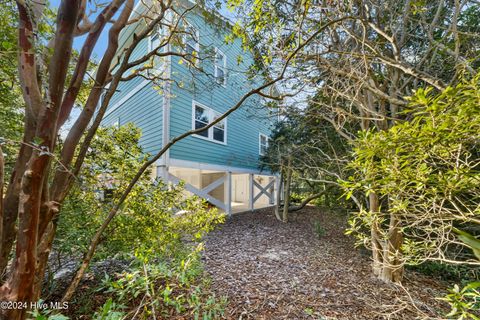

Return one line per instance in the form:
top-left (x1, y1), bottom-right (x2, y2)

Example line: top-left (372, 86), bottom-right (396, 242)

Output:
top-left (194, 105), bottom-right (209, 137)
top-left (183, 22), bottom-right (199, 64)
top-left (259, 133), bottom-right (269, 155)
top-left (192, 102), bottom-right (226, 144)
top-left (214, 48), bottom-right (227, 86)
top-left (149, 32), bottom-right (161, 52)
top-left (147, 28), bottom-right (165, 76)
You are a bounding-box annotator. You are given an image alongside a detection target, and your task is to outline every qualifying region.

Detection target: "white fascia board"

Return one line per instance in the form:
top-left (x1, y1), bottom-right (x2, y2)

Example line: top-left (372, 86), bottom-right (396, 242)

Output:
top-left (166, 158), bottom-right (274, 175)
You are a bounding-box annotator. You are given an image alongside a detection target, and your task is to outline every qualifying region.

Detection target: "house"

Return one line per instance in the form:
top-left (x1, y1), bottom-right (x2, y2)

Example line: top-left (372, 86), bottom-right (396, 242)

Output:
top-left (101, 0), bottom-right (279, 214)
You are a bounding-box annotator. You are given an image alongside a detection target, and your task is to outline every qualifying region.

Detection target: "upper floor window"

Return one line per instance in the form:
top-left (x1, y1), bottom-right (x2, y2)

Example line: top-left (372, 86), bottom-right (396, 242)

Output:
top-left (148, 28), bottom-right (166, 76)
top-left (259, 133), bottom-right (269, 155)
top-left (183, 22), bottom-right (199, 64)
top-left (193, 101), bottom-right (226, 144)
top-left (149, 32), bottom-right (161, 52)
top-left (214, 48), bottom-right (227, 86)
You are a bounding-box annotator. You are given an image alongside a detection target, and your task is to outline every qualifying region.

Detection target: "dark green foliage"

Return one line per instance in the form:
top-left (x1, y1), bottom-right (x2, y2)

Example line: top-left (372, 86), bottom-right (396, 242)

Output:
top-left (344, 75), bottom-right (480, 265)
top-left (343, 75), bottom-right (480, 318)
top-left (0, 3), bottom-right (23, 177)
top-left (99, 255), bottom-right (227, 319)
top-left (409, 262), bottom-right (480, 284)
top-left (313, 220), bottom-right (325, 238)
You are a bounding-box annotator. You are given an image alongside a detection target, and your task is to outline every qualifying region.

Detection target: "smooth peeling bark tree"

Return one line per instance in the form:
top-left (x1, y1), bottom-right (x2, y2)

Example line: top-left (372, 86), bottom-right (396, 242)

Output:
top-left (0, 0), bottom-right (213, 317)
top-left (0, 0), bottom-right (346, 317)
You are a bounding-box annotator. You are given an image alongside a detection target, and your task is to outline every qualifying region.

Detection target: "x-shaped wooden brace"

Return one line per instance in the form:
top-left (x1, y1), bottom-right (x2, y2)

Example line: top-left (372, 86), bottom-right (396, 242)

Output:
top-left (253, 179), bottom-right (275, 203)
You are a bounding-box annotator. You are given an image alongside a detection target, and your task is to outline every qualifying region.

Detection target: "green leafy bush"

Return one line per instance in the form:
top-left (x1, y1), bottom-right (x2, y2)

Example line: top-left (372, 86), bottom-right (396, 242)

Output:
top-left (343, 75), bottom-right (480, 316)
top-left (100, 250), bottom-right (227, 319)
top-left (441, 282), bottom-right (480, 320)
top-left (53, 124), bottom-right (226, 318)
top-left (343, 75), bottom-right (480, 266)
top-left (56, 124), bottom-right (225, 261)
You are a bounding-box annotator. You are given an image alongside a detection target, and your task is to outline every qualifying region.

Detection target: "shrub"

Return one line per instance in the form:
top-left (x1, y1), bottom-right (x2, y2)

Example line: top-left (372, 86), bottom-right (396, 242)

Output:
top-left (100, 249), bottom-right (227, 319)
top-left (343, 75), bottom-right (480, 267)
top-left (313, 220), bottom-right (325, 238)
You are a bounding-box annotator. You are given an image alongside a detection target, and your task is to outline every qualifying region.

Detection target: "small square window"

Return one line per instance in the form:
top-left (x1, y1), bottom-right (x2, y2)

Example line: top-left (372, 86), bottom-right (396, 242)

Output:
top-left (192, 102), bottom-right (227, 144)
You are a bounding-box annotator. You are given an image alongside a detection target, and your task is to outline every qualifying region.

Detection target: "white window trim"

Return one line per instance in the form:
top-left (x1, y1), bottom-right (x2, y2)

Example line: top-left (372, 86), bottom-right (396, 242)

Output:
top-left (148, 30), bottom-right (160, 52)
top-left (147, 27), bottom-right (169, 78)
top-left (191, 100), bottom-right (227, 145)
top-left (259, 133), bottom-right (269, 156)
top-left (182, 21), bottom-right (200, 65)
top-left (214, 47), bottom-right (227, 87)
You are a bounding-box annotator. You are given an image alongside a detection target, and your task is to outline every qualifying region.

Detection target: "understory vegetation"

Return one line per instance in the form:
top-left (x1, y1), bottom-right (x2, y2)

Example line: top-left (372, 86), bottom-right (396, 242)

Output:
top-left (1, 0), bottom-right (480, 319)
top-left (35, 125), bottom-right (226, 319)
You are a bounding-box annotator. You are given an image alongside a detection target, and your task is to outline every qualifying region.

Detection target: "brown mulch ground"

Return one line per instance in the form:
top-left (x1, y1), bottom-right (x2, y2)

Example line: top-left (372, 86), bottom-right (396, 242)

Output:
top-left (203, 206), bottom-right (450, 320)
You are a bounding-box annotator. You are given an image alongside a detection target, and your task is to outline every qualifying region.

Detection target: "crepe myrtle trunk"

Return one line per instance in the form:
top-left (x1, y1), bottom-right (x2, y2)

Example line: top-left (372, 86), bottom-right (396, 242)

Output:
top-left (0, 0), bottom-right (81, 317)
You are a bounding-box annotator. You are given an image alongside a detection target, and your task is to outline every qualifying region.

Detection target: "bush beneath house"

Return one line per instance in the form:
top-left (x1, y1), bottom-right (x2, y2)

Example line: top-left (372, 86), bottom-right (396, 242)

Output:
top-left (40, 124), bottom-right (226, 318)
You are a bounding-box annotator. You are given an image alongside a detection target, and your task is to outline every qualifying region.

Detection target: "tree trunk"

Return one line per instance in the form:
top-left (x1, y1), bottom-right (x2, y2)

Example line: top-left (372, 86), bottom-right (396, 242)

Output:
top-left (288, 188), bottom-right (330, 212)
top-left (369, 192), bottom-right (383, 276)
top-left (369, 192), bottom-right (403, 283)
top-left (274, 171), bottom-right (283, 221)
top-left (379, 213), bottom-right (403, 282)
top-left (282, 157), bottom-right (292, 223)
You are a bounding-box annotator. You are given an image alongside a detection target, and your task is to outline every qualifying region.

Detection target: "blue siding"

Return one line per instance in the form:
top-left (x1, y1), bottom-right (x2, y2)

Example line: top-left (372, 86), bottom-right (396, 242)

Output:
top-left (109, 38), bottom-right (149, 108)
top-left (102, 5), bottom-right (275, 170)
top-left (103, 82), bottom-right (164, 156)
top-left (168, 10), bottom-right (274, 170)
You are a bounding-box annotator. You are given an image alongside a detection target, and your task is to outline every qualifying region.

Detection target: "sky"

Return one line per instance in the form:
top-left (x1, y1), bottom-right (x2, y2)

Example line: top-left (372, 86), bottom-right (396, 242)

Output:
top-left (50, 0), bottom-right (112, 59)
top-left (51, 0), bottom-right (237, 136)
top-left (50, 0), bottom-right (236, 60)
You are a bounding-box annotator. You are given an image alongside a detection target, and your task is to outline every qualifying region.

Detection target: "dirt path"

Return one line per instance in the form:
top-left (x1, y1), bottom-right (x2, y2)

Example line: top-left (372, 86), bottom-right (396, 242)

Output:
top-left (203, 207), bottom-right (449, 320)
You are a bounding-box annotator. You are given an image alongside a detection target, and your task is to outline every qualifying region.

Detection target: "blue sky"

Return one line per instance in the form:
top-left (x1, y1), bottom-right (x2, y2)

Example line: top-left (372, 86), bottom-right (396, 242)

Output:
top-left (50, 0), bottom-right (111, 60)
top-left (50, 0), bottom-right (236, 61)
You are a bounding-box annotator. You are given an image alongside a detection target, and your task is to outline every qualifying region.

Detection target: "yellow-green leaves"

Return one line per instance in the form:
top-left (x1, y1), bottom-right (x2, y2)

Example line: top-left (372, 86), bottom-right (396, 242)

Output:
top-left (344, 75), bottom-right (480, 269)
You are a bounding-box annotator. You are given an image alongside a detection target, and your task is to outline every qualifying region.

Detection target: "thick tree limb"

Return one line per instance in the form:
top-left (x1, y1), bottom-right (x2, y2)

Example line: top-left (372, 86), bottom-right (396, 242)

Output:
top-left (0, 2), bottom-right (81, 317)
top-left (57, 0), bottom-right (125, 128)
top-left (288, 189), bottom-right (330, 212)
top-left (61, 16), bottom-right (353, 302)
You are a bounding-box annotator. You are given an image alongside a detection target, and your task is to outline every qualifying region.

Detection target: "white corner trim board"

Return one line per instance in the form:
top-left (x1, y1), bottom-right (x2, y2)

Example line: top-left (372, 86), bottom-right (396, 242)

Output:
top-left (103, 79), bottom-right (151, 118)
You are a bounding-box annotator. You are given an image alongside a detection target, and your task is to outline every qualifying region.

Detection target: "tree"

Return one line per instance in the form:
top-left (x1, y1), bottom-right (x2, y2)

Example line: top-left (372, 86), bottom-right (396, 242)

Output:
top-left (0, 0), bottom-right (325, 317)
top-left (261, 104), bottom-right (352, 222)
top-left (344, 75), bottom-right (480, 279)
top-left (0, 2), bottom-right (24, 178)
top-left (232, 0), bottom-right (480, 282)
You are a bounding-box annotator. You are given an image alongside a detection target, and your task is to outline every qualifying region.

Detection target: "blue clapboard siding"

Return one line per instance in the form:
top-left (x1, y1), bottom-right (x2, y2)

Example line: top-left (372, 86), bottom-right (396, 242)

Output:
top-left (102, 4), bottom-right (275, 171)
top-left (108, 38), bottom-right (149, 108)
top-left (102, 25), bottom-right (164, 157)
top-left (168, 10), bottom-right (274, 170)
top-left (102, 82), bottom-right (164, 156)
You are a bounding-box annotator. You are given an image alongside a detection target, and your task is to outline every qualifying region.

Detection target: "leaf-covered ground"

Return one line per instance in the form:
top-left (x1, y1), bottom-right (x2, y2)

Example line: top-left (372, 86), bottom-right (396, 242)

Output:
top-left (203, 206), bottom-right (450, 319)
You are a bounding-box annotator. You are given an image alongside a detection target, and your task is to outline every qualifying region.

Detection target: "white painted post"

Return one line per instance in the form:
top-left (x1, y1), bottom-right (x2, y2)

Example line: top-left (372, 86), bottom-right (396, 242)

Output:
top-left (157, 165), bottom-right (168, 181)
top-left (249, 173), bottom-right (254, 211)
top-left (275, 175), bottom-right (281, 205)
top-left (225, 171), bottom-right (232, 215)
